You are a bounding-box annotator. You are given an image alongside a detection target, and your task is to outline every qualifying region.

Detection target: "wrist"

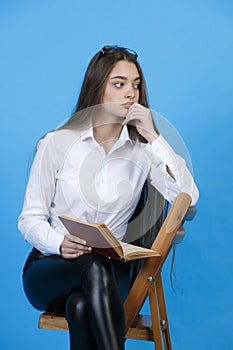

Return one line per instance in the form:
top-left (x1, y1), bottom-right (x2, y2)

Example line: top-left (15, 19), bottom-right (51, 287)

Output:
top-left (147, 132), bottom-right (159, 144)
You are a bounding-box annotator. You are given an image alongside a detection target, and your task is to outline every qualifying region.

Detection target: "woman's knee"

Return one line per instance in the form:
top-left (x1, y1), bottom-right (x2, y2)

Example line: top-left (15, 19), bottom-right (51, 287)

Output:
top-left (82, 255), bottom-right (114, 291)
top-left (66, 288), bottom-right (88, 324)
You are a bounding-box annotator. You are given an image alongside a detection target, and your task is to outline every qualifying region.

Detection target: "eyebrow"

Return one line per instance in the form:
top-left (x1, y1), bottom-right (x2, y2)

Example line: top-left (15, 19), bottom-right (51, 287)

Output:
top-left (109, 75), bottom-right (141, 81)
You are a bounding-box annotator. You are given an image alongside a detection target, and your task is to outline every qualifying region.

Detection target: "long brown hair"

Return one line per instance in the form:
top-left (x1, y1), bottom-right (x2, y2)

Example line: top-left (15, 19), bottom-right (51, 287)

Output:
top-left (58, 46), bottom-right (158, 142)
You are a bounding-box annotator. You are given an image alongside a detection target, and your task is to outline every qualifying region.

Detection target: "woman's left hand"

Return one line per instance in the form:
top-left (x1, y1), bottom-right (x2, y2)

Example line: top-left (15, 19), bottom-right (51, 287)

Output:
top-left (122, 103), bottom-right (159, 143)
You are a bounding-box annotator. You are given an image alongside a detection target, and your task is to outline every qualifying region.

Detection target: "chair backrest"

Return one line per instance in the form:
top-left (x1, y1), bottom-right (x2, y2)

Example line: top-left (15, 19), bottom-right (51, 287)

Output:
top-left (124, 181), bottom-right (167, 245)
top-left (123, 181), bottom-right (168, 285)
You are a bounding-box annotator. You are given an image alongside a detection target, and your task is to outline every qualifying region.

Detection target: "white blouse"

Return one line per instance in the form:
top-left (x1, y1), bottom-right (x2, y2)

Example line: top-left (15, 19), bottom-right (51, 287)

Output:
top-left (18, 125), bottom-right (199, 255)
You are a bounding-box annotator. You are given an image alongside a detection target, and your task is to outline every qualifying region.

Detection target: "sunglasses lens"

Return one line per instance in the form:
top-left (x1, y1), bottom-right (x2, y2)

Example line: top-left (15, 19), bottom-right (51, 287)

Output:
top-left (98, 46), bottom-right (138, 60)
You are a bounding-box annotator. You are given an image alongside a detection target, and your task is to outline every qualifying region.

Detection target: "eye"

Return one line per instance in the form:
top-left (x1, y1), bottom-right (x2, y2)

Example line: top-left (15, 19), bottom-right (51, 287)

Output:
top-left (133, 79), bottom-right (141, 89)
top-left (113, 82), bottom-right (124, 88)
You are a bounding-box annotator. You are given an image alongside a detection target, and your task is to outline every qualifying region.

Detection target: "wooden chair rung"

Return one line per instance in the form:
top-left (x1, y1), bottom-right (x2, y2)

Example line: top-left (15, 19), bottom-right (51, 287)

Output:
top-left (126, 314), bottom-right (154, 341)
top-left (39, 311), bottom-right (168, 342)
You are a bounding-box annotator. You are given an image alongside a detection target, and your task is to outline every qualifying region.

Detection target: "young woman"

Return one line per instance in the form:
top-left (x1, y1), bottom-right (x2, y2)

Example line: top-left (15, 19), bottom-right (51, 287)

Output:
top-left (18, 45), bottom-right (199, 350)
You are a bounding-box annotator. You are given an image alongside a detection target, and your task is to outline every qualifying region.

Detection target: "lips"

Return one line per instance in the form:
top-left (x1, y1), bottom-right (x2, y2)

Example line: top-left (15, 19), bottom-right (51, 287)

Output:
top-left (123, 102), bottom-right (134, 109)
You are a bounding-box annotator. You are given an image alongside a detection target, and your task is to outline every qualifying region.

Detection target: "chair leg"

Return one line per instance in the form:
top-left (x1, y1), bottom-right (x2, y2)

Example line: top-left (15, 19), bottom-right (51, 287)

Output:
top-left (148, 282), bottom-right (163, 350)
top-left (155, 272), bottom-right (172, 350)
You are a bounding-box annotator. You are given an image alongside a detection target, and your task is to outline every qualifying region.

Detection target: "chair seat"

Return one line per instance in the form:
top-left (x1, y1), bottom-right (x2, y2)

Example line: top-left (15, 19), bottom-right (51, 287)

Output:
top-left (38, 312), bottom-right (166, 342)
top-left (39, 312), bottom-right (68, 332)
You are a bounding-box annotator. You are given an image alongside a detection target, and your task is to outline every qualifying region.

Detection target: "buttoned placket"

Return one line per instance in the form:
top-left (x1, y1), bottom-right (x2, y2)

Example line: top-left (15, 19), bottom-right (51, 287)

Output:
top-left (91, 136), bottom-right (129, 223)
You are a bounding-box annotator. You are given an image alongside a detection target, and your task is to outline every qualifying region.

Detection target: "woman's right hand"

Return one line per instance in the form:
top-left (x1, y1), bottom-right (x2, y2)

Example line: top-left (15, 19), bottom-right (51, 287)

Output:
top-left (60, 234), bottom-right (92, 259)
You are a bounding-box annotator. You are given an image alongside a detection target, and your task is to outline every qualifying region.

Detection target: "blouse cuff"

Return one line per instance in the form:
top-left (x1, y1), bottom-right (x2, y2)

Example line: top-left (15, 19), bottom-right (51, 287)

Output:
top-left (149, 134), bottom-right (176, 163)
top-left (45, 227), bottom-right (66, 255)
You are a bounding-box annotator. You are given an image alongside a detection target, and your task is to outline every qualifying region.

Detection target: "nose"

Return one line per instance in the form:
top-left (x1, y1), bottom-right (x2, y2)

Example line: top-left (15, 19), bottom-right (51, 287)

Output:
top-left (125, 86), bottom-right (135, 100)
top-left (127, 93), bottom-right (134, 100)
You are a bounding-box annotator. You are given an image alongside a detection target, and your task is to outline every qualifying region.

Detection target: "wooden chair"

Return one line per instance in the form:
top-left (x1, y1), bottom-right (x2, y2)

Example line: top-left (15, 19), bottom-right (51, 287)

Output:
top-left (38, 192), bottom-right (196, 350)
top-left (124, 193), bottom-right (196, 349)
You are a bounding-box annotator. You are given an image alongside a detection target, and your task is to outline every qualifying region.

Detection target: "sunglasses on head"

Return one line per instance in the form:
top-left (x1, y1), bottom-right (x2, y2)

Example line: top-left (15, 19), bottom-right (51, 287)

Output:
top-left (97, 45), bottom-right (138, 61)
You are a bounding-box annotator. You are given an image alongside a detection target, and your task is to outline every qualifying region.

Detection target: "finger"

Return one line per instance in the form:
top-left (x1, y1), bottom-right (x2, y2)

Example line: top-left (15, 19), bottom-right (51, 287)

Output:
top-left (122, 110), bottom-right (137, 126)
top-left (62, 251), bottom-right (84, 259)
top-left (61, 245), bottom-right (92, 257)
top-left (61, 236), bottom-right (92, 253)
top-left (66, 234), bottom-right (92, 251)
top-left (65, 241), bottom-right (92, 253)
top-left (67, 233), bottom-right (87, 246)
top-left (122, 104), bottom-right (148, 125)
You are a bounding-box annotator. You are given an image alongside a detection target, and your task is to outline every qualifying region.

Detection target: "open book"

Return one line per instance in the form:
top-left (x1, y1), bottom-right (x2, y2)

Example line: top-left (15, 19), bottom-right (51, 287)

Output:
top-left (58, 215), bottom-right (160, 262)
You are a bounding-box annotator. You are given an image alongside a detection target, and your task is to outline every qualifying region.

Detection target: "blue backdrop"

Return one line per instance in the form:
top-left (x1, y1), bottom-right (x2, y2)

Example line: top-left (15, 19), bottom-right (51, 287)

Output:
top-left (1, 1), bottom-right (232, 349)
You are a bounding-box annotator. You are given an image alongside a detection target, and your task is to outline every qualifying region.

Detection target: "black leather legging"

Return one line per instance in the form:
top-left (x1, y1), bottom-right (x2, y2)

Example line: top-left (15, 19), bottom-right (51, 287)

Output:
top-left (23, 248), bottom-right (131, 350)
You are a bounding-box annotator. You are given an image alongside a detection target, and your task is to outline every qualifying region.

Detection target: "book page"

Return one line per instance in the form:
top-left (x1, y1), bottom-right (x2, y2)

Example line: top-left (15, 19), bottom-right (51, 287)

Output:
top-left (120, 242), bottom-right (160, 260)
